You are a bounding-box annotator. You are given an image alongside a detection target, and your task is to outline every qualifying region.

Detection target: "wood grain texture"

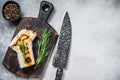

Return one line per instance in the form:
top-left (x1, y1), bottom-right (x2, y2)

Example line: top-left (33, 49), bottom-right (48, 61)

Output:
top-left (2, 17), bottom-right (58, 78)
top-left (2, 1), bottom-right (58, 78)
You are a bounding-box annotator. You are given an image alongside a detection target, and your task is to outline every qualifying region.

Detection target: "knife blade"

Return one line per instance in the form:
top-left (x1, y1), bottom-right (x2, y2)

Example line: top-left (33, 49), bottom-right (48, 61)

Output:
top-left (53, 12), bottom-right (72, 80)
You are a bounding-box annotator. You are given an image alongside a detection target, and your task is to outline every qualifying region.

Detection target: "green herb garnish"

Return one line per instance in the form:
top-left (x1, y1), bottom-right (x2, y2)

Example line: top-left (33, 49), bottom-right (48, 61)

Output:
top-left (18, 41), bottom-right (26, 61)
top-left (34, 28), bottom-right (52, 69)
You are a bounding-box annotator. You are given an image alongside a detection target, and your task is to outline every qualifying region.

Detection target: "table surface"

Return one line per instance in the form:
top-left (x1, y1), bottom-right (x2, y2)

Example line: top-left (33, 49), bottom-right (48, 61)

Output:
top-left (1, 0), bottom-right (120, 80)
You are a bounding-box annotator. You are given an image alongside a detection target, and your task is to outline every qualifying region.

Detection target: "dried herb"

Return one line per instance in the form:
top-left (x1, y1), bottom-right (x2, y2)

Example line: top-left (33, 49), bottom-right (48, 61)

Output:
top-left (34, 28), bottom-right (52, 69)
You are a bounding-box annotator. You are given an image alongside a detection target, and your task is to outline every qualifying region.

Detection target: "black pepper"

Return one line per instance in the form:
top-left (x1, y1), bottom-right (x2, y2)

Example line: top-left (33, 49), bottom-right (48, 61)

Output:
top-left (3, 1), bottom-right (20, 21)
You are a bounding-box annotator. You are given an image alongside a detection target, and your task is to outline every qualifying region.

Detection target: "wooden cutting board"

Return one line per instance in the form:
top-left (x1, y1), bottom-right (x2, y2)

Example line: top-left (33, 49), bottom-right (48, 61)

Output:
top-left (2, 1), bottom-right (58, 78)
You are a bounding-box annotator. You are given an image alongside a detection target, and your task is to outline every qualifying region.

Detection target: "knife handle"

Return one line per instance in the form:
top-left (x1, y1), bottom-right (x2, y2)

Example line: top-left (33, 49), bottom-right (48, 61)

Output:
top-left (55, 68), bottom-right (63, 80)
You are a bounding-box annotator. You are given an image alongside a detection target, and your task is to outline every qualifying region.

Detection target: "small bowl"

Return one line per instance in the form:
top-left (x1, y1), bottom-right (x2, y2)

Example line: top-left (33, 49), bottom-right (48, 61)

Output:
top-left (2, 1), bottom-right (21, 21)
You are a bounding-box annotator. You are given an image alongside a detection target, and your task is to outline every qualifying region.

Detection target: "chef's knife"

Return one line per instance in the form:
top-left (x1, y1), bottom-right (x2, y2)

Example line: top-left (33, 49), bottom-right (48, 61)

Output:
top-left (53, 12), bottom-right (72, 80)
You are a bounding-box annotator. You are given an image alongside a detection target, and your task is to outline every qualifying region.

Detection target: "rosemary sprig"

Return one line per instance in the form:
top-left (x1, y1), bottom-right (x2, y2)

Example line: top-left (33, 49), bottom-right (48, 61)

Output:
top-left (34, 28), bottom-right (52, 69)
top-left (18, 41), bottom-right (26, 61)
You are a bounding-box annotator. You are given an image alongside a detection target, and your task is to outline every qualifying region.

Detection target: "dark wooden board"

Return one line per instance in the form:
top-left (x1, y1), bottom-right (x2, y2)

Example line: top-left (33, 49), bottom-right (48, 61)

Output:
top-left (2, 1), bottom-right (58, 78)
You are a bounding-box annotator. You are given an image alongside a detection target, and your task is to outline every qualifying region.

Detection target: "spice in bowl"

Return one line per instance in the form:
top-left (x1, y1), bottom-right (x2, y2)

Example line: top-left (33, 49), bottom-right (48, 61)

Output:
top-left (2, 1), bottom-right (20, 21)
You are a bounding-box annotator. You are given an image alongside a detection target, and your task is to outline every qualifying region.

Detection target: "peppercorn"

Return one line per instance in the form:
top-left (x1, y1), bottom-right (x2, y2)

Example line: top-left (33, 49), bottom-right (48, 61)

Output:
top-left (25, 57), bottom-right (31, 63)
top-left (3, 1), bottom-right (20, 21)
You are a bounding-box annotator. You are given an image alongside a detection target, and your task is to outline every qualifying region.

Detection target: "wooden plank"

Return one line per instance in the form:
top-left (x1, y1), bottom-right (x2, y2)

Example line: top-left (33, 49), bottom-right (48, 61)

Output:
top-left (2, 1), bottom-right (58, 78)
top-left (2, 17), bottom-right (58, 78)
